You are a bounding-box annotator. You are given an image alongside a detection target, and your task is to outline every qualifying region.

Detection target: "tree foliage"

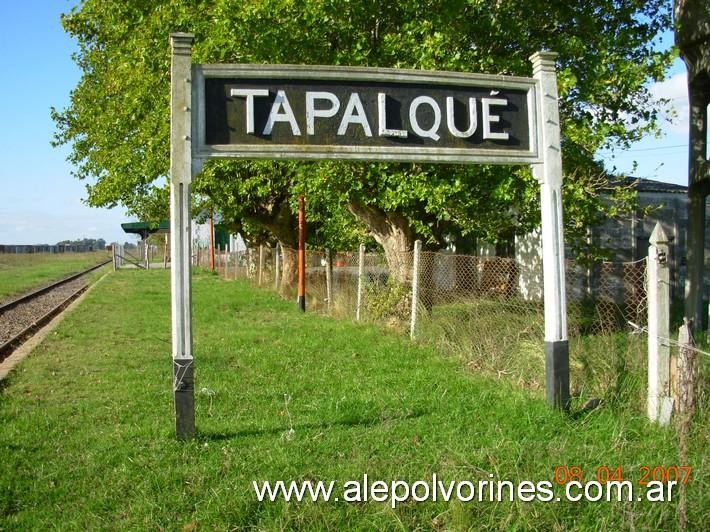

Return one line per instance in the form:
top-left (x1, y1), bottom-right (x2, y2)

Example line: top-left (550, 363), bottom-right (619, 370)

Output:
top-left (53, 0), bottom-right (675, 267)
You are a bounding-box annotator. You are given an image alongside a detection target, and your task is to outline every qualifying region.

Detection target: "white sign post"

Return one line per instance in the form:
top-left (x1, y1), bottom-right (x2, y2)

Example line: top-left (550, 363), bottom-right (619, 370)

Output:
top-left (169, 34), bottom-right (569, 438)
top-left (530, 52), bottom-right (569, 410)
top-left (169, 33), bottom-right (197, 439)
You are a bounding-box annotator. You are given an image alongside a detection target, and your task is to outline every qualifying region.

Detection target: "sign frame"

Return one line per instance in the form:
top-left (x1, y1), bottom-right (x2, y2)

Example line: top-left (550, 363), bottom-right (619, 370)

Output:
top-left (169, 33), bottom-right (569, 440)
top-left (192, 64), bottom-right (542, 165)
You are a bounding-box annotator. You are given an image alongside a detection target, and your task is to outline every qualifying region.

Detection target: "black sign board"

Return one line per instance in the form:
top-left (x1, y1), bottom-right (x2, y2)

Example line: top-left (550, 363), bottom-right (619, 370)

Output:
top-left (193, 65), bottom-right (540, 164)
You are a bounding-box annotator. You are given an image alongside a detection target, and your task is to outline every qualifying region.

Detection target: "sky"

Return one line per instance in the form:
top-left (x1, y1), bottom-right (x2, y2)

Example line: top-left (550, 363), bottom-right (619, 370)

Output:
top-left (0, 1), bottom-right (693, 246)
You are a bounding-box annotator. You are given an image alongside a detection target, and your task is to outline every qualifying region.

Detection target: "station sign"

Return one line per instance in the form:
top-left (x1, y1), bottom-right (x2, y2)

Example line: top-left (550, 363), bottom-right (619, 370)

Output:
top-left (192, 65), bottom-right (541, 164)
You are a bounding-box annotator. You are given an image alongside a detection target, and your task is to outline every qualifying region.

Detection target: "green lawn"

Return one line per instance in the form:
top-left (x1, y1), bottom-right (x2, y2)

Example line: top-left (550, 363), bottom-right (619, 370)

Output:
top-left (0, 270), bottom-right (707, 530)
top-left (0, 251), bottom-right (109, 301)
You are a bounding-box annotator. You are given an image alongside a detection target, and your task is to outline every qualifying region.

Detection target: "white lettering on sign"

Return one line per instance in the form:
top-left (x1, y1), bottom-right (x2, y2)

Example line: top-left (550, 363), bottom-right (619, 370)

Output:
top-left (446, 97), bottom-right (477, 138)
top-left (229, 88), bottom-right (511, 141)
top-left (230, 88), bottom-right (269, 134)
top-left (482, 96), bottom-right (509, 140)
top-left (338, 93), bottom-right (372, 137)
top-left (409, 96), bottom-right (441, 141)
top-left (306, 92), bottom-right (341, 135)
top-left (377, 92), bottom-right (408, 138)
top-left (263, 90), bottom-right (301, 136)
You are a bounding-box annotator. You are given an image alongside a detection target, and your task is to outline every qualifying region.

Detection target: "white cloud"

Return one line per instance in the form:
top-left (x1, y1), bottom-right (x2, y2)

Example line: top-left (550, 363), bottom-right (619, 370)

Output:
top-left (649, 72), bottom-right (690, 134)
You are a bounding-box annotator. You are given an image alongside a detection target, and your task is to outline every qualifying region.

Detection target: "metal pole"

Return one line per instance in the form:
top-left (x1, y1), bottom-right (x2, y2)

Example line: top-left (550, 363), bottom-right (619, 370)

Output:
top-left (530, 51), bottom-right (569, 410)
top-left (356, 244), bottom-right (365, 321)
top-left (169, 33), bottom-right (196, 439)
top-left (298, 196), bottom-right (306, 311)
top-left (410, 240), bottom-right (422, 339)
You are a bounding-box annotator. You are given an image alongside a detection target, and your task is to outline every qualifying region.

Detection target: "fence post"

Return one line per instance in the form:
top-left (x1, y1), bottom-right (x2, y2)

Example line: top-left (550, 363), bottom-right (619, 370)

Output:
top-left (164, 234), bottom-right (169, 269)
top-left (112, 243), bottom-right (117, 271)
top-left (410, 240), bottom-right (422, 340)
top-left (274, 244), bottom-right (281, 290)
top-left (677, 318), bottom-right (697, 417)
top-left (647, 222), bottom-right (671, 423)
top-left (258, 244), bottom-right (264, 286)
top-left (325, 248), bottom-right (333, 313)
top-left (356, 244), bottom-right (365, 321)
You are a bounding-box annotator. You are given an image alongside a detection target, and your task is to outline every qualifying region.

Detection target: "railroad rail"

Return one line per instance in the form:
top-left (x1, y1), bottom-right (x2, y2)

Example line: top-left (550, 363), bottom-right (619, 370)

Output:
top-left (0, 259), bottom-right (111, 361)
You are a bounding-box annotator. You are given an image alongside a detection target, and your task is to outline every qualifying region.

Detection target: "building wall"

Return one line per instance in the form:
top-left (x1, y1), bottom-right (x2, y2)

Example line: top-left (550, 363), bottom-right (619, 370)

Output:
top-left (517, 190), bottom-right (710, 303)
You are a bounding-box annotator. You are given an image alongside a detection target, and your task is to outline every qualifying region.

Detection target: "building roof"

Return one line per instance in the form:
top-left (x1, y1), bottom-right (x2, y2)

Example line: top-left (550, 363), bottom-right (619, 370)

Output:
top-left (121, 220), bottom-right (170, 237)
top-left (607, 176), bottom-right (687, 194)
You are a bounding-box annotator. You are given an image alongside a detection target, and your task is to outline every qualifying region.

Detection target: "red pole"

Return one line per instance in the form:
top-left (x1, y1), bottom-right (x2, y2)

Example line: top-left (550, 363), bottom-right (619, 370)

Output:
top-left (298, 195), bottom-right (306, 312)
top-left (209, 207), bottom-right (215, 271)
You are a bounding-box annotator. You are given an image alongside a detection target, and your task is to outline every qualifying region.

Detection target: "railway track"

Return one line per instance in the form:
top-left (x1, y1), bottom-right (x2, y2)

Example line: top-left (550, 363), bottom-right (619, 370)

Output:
top-left (0, 260), bottom-right (111, 361)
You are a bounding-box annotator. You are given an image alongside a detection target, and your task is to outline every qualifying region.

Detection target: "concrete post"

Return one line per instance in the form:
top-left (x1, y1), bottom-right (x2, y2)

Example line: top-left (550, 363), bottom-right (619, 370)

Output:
top-left (356, 244), bottom-right (365, 321)
top-left (169, 33), bottom-right (196, 439)
top-left (274, 244), bottom-right (281, 289)
top-left (530, 52), bottom-right (569, 410)
top-left (410, 240), bottom-right (422, 340)
top-left (647, 222), bottom-right (671, 423)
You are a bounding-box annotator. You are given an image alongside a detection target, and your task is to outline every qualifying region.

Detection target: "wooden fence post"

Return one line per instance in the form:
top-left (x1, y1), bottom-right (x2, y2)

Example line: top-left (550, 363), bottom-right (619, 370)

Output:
top-left (325, 249), bottom-right (333, 313)
top-left (259, 244), bottom-right (264, 286)
top-left (677, 318), bottom-right (697, 417)
top-left (164, 234), bottom-right (169, 269)
top-left (647, 222), bottom-right (671, 423)
top-left (356, 244), bottom-right (365, 321)
top-left (410, 240), bottom-right (422, 340)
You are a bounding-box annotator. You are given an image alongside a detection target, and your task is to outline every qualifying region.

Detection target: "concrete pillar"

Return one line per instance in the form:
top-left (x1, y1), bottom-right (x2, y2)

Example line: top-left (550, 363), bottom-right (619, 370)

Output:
top-left (530, 51), bottom-right (569, 410)
top-left (169, 33), bottom-right (196, 439)
top-left (647, 222), bottom-right (671, 423)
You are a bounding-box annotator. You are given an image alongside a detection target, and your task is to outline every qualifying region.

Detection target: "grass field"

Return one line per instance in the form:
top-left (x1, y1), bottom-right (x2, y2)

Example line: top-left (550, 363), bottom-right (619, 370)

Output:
top-left (0, 269), bottom-right (707, 529)
top-left (0, 251), bottom-right (109, 301)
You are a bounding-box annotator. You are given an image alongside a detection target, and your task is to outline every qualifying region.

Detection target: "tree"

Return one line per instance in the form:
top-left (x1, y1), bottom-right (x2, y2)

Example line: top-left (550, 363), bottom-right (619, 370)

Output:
top-left (674, 0), bottom-right (710, 329)
top-left (53, 0), bottom-right (675, 284)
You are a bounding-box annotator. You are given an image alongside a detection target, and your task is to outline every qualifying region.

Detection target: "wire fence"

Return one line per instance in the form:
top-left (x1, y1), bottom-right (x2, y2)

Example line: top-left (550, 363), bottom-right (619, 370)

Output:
top-left (199, 243), bottom-right (648, 341)
top-left (196, 242), bottom-right (709, 413)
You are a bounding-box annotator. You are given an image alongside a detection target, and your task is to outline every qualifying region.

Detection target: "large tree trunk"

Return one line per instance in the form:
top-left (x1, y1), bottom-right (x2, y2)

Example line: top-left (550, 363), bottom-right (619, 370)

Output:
top-left (263, 201), bottom-right (299, 297)
top-left (279, 245), bottom-right (298, 296)
top-left (685, 184), bottom-right (708, 328)
top-left (675, 0), bottom-right (710, 330)
top-left (348, 201), bottom-right (415, 284)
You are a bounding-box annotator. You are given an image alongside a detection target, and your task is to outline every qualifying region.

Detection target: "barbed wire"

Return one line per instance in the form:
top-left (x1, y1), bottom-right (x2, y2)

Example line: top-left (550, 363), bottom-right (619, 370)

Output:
top-left (628, 321), bottom-right (710, 358)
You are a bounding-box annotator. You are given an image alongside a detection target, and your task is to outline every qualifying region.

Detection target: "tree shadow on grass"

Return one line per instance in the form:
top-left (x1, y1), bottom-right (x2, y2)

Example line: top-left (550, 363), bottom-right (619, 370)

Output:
top-left (196, 408), bottom-right (430, 442)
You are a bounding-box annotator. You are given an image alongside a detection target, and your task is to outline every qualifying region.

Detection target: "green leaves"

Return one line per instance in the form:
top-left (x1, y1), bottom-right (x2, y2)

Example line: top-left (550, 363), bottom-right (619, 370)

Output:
top-left (54, 0), bottom-right (674, 257)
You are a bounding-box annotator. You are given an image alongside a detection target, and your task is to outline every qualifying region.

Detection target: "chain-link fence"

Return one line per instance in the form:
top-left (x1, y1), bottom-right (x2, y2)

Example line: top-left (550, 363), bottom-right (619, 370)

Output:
top-left (201, 242), bottom-right (649, 399)
top-left (203, 243), bottom-right (647, 335)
